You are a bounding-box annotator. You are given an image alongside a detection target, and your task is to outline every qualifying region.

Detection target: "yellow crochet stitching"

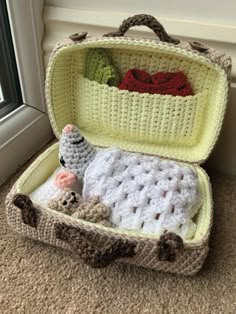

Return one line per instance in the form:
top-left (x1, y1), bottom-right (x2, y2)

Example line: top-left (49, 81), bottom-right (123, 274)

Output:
top-left (76, 74), bottom-right (208, 147)
top-left (15, 143), bottom-right (212, 245)
top-left (46, 38), bottom-right (228, 163)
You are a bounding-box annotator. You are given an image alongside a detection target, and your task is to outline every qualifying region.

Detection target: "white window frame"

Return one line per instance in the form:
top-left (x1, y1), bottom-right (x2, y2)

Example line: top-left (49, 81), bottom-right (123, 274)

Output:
top-left (0, 0), bottom-right (53, 185)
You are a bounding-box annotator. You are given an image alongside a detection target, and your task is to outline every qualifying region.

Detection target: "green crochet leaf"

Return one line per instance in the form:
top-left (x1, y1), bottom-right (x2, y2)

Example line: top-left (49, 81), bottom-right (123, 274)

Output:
top-left (85, 48), bottom-right (120, 86)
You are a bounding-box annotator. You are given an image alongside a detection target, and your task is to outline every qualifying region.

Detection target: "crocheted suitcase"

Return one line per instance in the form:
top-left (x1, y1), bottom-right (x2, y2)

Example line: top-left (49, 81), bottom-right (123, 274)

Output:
top-left (6, 14), bottom-right (231, 275)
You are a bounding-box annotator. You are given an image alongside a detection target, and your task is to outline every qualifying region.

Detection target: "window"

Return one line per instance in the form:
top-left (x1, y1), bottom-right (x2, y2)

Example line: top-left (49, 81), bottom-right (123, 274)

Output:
top-left (0, 0), bottom-right (52, 185)
top-left (0, 0), bottom-right (22, 119)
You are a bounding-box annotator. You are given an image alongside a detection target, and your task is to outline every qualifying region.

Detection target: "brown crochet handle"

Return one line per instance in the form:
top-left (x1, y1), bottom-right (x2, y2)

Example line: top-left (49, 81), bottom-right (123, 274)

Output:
top-left (55, 223), bottom-right (136, 268)
top-left (103, 14), bottom-right (180, 45)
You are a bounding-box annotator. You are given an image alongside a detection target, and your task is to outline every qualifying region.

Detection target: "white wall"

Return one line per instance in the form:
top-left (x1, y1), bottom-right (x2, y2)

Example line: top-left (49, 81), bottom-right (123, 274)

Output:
top-left (43, 0), bottom-right (236, 175)
top-left (46, 0), bottom-right (236, 24)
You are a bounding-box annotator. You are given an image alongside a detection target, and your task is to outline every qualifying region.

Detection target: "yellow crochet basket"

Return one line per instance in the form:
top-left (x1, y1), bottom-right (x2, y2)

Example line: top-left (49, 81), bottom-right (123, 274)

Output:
top-left (6, 15), bottom-right (231, 275)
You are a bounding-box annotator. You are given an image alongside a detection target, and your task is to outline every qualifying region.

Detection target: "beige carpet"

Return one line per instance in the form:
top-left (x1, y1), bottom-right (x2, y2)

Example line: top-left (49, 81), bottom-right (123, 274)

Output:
top-left (1, 146), bottom-right (236, 314)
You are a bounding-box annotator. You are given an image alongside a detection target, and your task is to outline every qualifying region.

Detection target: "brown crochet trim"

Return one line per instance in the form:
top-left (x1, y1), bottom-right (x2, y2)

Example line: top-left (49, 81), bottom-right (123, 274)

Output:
top-left (103, 14), bottom-right (180, 45)
top-left (55, 223), bottom-right (136, 268)
top-left (12, 194), bottom-right (41, 228)
top-left (157, 232), bottom-right (184, 262)
top-left (69, 32), bottom-right (88, 42)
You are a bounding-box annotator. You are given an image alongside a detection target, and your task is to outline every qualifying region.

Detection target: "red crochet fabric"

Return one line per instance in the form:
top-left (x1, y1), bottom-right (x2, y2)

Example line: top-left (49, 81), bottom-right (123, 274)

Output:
top-left (119, 69), bottom-right (194, 96)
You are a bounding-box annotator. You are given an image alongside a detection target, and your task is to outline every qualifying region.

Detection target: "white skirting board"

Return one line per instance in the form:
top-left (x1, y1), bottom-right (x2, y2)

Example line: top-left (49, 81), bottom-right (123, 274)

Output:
top-left (43, 4), bottom-right (236, 175)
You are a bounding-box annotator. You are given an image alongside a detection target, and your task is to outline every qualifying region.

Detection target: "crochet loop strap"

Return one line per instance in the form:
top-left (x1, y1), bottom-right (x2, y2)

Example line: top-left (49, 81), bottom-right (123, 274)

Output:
top-left (54, 223), bottom-right (136, 268)
top-left (12, 193), bottom-right (41, 228)
top-left (158, 232), bottom-right (184, 262)
top-left (103, 14), bottom-right (180, 45)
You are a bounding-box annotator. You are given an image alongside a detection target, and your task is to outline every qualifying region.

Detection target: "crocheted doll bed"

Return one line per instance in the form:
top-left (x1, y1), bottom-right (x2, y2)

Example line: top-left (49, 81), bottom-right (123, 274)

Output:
top-left (6, 14), bottom-right (231, 275)
top-left (58, 124), bottom-right (201, 240)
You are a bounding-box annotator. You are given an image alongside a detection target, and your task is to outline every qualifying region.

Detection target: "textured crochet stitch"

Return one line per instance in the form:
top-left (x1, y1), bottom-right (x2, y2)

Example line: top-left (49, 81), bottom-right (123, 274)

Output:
top-left (6, 12), bottom-right (231, 275)
top-left (59, 124), bottom-right (97, 177)
top-left (48, 190), bottom-right (82, 215)
top-left (54, 171), bottom-right (77, 188)
top-left (48, 191), bottom-right (111, 226)
top-left (119, 69), bottom-right (194, 96)
top-left (83, 147), bottom-right (202, 240)
top-left (59, 124), bottom-right (202, 239)
top-left (72, 197), bottom-right (112, 227)
top-left (85, 48), bottom-right (120, 86)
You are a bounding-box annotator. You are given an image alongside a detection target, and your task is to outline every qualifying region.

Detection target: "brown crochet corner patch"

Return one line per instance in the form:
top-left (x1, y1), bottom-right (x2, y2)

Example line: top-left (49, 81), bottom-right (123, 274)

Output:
top-left (13, 194), bottom-right (41, 228)
top-left (157, 232), bottom-right (184, 262)
top-left (55, 223), bottom-right (136, 268)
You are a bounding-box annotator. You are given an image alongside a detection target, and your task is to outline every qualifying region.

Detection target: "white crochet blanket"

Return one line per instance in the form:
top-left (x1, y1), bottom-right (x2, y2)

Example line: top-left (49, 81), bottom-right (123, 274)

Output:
top-left (83, 147), bottom-right (202, 239)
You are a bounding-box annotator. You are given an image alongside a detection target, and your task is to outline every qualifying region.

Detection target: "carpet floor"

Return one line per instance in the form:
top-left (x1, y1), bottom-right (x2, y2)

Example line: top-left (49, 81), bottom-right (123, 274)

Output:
top-left (1, 145), bottom-right (236, 314)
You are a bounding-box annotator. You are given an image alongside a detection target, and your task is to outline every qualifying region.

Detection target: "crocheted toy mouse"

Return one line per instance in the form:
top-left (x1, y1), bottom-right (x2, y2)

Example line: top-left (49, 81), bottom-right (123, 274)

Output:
top-left (48, 190), bottom-right (82, 215)
top-left (48, 192), bottom-right (112, 227)
top-left (59, 124), bottom-right (202, 240)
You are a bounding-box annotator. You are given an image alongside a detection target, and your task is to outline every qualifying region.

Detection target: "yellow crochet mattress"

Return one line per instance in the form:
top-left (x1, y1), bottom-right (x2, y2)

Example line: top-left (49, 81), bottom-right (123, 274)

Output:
top-left (14, 142), bottom-right (211, 244)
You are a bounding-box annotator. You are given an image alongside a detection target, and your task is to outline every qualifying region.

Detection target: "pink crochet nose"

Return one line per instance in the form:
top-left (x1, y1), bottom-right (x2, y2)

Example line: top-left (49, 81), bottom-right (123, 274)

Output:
top-left (63, 124), bottom-right (76, 134)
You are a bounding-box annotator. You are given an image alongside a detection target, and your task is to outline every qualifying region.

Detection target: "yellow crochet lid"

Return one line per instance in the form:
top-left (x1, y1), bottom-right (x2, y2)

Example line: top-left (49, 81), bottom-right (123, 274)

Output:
top-left (46, 37), bottom-right (231, 164)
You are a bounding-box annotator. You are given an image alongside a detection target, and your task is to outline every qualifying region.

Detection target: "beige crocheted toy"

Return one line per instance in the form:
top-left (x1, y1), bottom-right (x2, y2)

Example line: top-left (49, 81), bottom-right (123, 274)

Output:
top-left (48, 190), bottom-right (82, 215)
top-left (48, 192), bottom-right (112, 227)
top-left (72, 197), bottom-right (112, 227)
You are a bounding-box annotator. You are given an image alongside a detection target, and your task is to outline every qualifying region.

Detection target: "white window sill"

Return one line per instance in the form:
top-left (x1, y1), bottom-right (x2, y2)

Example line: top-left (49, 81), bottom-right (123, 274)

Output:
top-left (0, 105), bottom-right (53, 185)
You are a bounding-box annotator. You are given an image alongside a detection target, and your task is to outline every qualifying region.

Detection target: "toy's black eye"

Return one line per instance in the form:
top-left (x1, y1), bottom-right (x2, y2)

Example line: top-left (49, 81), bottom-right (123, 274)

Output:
top-left (72, 137), bottom-right (84, 145)
top-left (71, 192), bottom-right (76, 196)
top-left (60, 156), bottom-right (65, 167)
top-left (63, 201), bottom-right (67, 205)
